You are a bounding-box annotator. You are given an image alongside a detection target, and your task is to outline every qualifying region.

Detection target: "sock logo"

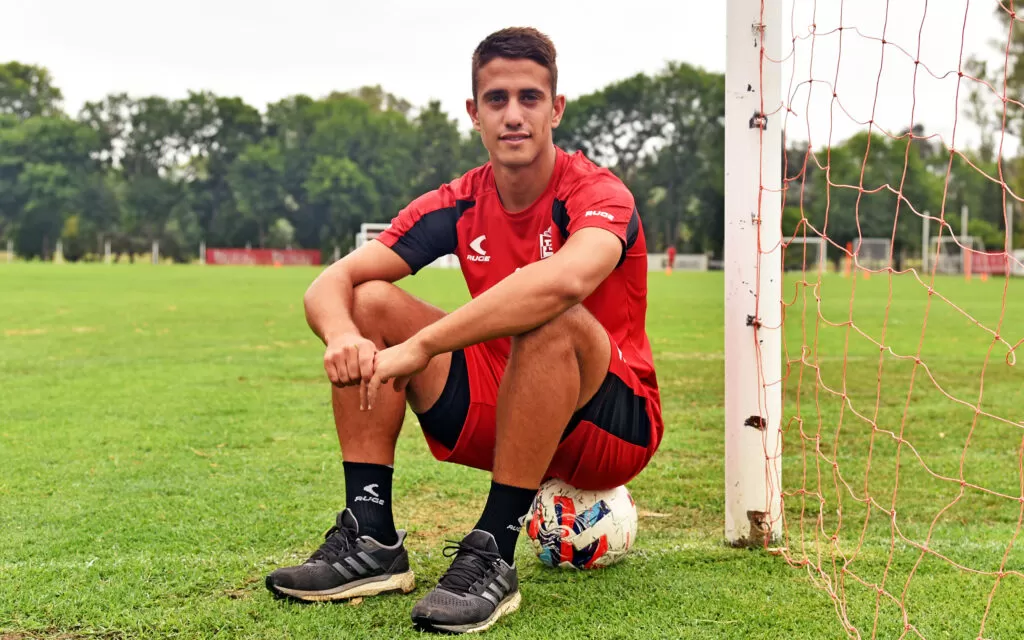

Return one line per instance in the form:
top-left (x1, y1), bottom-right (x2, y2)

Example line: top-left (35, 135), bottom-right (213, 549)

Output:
top-left (506, 513), bottom-right (528, 533)
top-left (355, 483), bottom-right (385, 506)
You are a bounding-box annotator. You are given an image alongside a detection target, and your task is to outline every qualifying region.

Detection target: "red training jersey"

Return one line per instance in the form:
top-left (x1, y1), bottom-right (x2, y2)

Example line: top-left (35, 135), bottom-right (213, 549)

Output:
top-left (377, 146), bottom-right (658, 398)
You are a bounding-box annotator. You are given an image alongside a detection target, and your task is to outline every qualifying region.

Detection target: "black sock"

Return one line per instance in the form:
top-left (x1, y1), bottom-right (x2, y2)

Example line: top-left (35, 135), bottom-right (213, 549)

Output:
top-left (343, 461), bottom-right (398, 545)
top-left (473, 480), bottom-right (538, 565)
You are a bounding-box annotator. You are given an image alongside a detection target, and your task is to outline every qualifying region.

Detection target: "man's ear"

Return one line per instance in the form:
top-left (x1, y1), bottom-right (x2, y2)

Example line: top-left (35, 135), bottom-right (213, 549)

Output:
top-left (466, 98), bottom-right (482, 132)
top-left (551, 94), bottom-right (566, 129)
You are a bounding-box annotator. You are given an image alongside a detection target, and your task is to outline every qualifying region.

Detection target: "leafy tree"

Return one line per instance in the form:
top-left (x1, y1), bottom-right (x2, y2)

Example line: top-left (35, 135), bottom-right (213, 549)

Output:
top-left (0, 62), bottom-right (63, 120)
top-left (0, 115), bottom-right (107, 257)
top-left (228, 140), bottom-right (288, 248)
top-left (556, 62), bottom-right (725, 252)
top-left (304, 155), bottom-right (380, 250)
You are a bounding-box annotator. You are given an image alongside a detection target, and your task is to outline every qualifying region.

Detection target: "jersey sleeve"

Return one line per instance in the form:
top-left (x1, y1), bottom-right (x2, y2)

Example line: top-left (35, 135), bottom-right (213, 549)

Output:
top-left (376, 183), bottom-right (463, 274)
top-left (557, 172), bottom-right (641, 266)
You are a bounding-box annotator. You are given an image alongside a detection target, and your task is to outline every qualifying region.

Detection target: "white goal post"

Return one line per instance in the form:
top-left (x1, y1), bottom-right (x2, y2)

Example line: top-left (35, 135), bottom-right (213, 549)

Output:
top-left (724, 0), bottom-right (783, 546)
top-left (853, 237), bottom-right (893, 271)
top-left (929, 235), bottom-right (984, 275)
top-left (783, 237), bottom-right (827, 274)
top-left (354, 222), bottom-right (392, 250)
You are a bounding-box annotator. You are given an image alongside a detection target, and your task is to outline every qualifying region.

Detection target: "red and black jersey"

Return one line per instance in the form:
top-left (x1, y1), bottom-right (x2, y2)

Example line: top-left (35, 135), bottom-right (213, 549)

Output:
top-left (377, 146), bottom-right (658, 397)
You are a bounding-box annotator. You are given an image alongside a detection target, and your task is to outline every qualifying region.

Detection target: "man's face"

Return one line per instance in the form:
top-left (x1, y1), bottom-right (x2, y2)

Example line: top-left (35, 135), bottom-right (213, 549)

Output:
top-left (466, 58), bottom-right (565, 169)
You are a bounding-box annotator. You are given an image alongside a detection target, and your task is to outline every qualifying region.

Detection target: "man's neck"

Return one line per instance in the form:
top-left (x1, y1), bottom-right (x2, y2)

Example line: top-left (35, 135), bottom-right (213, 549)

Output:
top-left (492, 144), bottom-right (558, 213)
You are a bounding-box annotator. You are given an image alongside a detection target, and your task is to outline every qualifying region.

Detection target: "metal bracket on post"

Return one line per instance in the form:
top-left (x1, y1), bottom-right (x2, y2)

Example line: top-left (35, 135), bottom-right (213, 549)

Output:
top-left (744, 415), bottom-right (767, 431)
top-left (752, 21), bottom-right (766, 46)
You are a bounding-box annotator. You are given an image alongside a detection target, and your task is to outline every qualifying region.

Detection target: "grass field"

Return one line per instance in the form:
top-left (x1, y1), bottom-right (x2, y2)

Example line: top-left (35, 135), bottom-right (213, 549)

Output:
top-left (1, 263), bottom-right (1022, 639)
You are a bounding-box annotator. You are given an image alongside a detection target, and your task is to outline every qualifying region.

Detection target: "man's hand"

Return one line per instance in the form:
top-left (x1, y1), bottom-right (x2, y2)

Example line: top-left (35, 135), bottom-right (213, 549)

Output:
top-left (323, 332), bottom-right (377, 410)
top-left (366, 339), bottom-right (432, 410)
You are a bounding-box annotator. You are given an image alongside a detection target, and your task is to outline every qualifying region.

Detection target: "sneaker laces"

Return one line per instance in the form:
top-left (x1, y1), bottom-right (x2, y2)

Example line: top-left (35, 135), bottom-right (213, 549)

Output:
top-left (437, 539), bottom-right (503, 593)
top-left (308, 521), bottom-right (358, 563)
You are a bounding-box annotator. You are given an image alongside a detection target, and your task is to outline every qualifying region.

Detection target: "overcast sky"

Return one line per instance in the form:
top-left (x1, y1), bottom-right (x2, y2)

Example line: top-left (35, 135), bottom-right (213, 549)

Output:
top-left (0, 0), bottom-right (1012, 151)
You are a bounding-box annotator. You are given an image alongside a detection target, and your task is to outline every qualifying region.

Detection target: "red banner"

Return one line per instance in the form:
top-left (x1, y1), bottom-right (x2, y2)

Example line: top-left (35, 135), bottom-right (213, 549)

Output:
top-left (205, 248), bottom-right (321, 266)
top-left (970, 252), bottom-right (1008, 275)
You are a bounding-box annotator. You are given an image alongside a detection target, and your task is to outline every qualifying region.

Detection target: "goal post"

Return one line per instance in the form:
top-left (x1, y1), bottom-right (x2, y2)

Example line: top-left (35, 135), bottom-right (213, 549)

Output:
top-left (852, 237), bottom-right (893, 271)
top-left (354, 222), bottom-right (391, 251)
top-left (724, 0), bottom-right (783, 546)
top-left (930, 235), bottom-right (984, 275)
top-left (783, 237), bottom-right (828, 274)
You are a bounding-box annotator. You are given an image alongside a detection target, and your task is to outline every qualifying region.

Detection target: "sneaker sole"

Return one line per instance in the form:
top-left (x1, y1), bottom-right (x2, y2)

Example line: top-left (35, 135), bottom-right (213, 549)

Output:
top-left (267, 570), bottom-right (415, 602)
top-left (416, 590), bottom-right (522, 634)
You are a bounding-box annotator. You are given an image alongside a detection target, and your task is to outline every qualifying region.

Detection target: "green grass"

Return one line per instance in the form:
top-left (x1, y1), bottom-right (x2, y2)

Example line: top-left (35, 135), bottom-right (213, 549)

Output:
top-left (1, 264), bottom-right (1022, 639)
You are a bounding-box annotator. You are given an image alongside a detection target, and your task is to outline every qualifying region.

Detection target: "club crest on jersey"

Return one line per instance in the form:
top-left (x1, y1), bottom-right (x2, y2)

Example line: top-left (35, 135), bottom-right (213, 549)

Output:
top-left (539, 228), bottom-right (554, 259)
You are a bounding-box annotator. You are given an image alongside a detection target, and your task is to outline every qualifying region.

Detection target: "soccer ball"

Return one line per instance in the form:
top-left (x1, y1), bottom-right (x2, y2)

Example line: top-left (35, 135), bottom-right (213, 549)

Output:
top-left (525, 479), bottom-right (638, 569)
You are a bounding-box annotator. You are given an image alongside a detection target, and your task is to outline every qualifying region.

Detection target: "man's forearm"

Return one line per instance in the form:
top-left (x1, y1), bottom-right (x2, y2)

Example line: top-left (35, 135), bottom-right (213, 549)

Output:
top-left (413, 261), bottom-right (582, 357)
top-left (303, 270), bottom-right (360, 345)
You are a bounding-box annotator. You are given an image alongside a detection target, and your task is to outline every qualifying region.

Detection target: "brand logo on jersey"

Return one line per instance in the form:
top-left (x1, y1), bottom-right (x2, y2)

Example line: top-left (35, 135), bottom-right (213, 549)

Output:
top-left (467, 234), bottom-right (490, 262)
top-left (585, 210), bottom-right (614, 221)
top-left (539, 228), bottom-right (554, 259)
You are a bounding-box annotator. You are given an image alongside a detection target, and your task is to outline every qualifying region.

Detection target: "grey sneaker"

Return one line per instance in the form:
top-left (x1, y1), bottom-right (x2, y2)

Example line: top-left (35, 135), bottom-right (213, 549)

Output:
top-left (411, 530), bottom-right (520, 634)
top-left (265, 509), bottom-right (414, 602)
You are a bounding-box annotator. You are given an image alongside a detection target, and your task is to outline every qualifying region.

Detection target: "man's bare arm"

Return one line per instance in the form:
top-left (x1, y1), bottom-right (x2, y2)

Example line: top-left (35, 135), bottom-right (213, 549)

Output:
top-left (304, 241), bottom-right (411, 402)
top-left (303, 241), bottom-right (412, 345)
top-left (411, 227), bottom-right (621, 357)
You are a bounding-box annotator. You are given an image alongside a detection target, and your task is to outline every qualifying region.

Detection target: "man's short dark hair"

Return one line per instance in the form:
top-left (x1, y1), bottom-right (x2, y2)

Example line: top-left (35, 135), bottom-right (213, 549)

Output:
top-left (471, 27), bottom-right (558, 101)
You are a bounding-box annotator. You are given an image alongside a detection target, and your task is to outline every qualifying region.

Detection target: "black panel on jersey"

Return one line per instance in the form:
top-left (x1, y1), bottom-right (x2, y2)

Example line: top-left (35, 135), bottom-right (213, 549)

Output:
top-left (551, 199), bottom-right (570, 240)
top-left (619, 207), bottom-right (641, 266)
top-left (391, 199), bottom-right (475, 274)
top-left (551, 199), bottom-right (640, 267)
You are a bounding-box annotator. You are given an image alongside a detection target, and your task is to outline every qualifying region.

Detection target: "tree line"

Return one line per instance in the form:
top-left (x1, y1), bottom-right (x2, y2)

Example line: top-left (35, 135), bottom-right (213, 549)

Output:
top-left (0, 45), bottom-right (1018, 263)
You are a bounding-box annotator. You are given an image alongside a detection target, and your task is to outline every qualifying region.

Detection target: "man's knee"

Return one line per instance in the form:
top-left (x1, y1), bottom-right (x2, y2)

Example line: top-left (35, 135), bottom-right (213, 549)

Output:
top-left (512, 305), bottom-right (599, 357)
top-left (351, 280), bottom-right (402, 334)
